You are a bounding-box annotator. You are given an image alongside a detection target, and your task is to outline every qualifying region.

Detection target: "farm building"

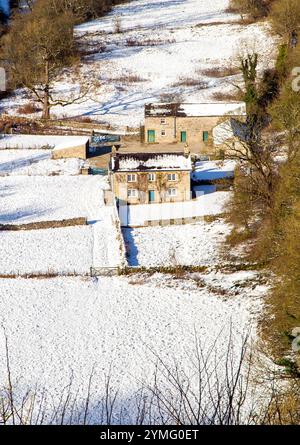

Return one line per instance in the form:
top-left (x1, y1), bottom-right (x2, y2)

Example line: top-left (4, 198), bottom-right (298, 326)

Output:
top-left (0, 134), bottom-right (90, 160)
top-left (52, 137), bottom-right (90, 160)
top-left (144, 102), bottom-right (247, 151)
top-left (110, 151), bottom-right (192, 205)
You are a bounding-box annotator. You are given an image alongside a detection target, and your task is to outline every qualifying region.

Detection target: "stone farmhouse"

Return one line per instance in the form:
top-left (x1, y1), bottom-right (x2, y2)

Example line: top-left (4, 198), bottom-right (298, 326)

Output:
top-left (109, 151), bottom-right (192, 205)
top-left (144, 102), bottom-right (247, 152)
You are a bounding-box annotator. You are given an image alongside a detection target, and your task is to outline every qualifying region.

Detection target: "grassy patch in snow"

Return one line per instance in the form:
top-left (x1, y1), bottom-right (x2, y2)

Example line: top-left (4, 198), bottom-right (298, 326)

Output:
top-left (201, 66), bottom-right (240, 78)
top-left (0, 217), bottom-right (87, 231)
top-left (171, 77), bottom-right (209, 88)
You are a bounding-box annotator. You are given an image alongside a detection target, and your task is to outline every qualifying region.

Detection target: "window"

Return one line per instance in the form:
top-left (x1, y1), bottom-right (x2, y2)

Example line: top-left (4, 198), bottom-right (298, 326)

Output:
top-left (180, 131), bottom-right (187, 143)
top-left (167, 173), bottom-right (177, 181)
top-left (203, 131), bottom-right (209, 142)
top-left (160, 118), bottom-right (166, 125)
top-left (127, 174), bottom-right (137, 182)
top-left (168, 188), bottom-right (177, 197)
top-left (128, 189), bottom-right (138, 198)
top-left (148, 173), bottom-right (156, 182)
top-left (161, 129), bottom-right (166, 136)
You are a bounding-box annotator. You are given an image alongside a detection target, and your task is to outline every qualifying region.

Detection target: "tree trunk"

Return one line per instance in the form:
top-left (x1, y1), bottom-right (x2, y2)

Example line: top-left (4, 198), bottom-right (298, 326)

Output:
top-left (42, 60), bottom-right (50, 120)
top-left (42, 89), bottom-right (50, 120)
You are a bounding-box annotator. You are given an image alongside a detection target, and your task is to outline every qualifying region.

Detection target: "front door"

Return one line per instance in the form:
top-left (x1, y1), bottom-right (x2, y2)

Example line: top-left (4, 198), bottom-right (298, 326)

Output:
top-left (180, 131), bottom-right (187, 143)
top-left (147, 130), bottom-right (156, 143)
top-left (148, 190), bottom-right (155, 203)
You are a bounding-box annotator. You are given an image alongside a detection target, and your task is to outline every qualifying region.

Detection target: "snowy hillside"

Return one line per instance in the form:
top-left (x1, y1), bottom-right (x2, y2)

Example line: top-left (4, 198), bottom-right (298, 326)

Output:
top-left (0, 0), bottom-right (275, 423)
top-left (2, 0), bottom-right (276, 128)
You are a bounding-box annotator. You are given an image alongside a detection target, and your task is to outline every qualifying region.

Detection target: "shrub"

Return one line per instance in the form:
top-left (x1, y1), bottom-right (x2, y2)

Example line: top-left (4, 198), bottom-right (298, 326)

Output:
top-left (201, 66), bottom-right (240, 78)
top-left (17, 103), bottom-right (41, 114)
top-left (171, 77), bottom-right (209, 88)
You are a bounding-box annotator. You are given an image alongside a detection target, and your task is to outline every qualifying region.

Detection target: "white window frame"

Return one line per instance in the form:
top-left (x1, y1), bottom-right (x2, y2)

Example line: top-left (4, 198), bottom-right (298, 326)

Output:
top-left (128, 189), bottom-right (138, 198)
top-left (160, 118), bottom-right (166, 125)
top-left (127, 174), bottom-right (137, 183)
top-left (167, 173), bottom-right (177, 182)
top-left (168, 188), bottom-right (177, 197)
top-left (148, 173), bottom-right (156, 182)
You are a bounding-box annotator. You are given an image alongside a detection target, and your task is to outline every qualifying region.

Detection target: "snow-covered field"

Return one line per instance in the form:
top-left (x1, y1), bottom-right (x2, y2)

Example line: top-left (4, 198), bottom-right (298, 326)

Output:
top-left (0, 150), bottom-right (84, 176)
top-left (123, 218), bottom-right (230, 267)
top-left (0, 270), bottom-right (266, 423)
top-left (1, 0), bottom-right (277, 127)
top-left (0, 226), bottom-right (93, 275)
top-left (0, 176), bottom-right (107, 225)
top-left (0, 135), bottom-right (89, 150)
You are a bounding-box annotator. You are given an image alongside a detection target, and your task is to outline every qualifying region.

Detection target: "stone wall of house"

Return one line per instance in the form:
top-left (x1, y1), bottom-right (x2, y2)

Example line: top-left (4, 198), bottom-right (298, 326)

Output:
top-left (111, 170), bottom-right (191, 205)
top-left (144, 116), bottom-right (223, 150)
top-left (52, 142), bottom-right (89, 160)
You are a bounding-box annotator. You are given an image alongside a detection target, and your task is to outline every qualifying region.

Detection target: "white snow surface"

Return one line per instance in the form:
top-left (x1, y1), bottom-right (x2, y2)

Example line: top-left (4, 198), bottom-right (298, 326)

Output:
top-left (0, 271), bottom-right (266, 422)
top-left (0, 226), bottom-right (93, 275)
top-left (147, 102), bottom-right (247, 117)
top-left (192, 160), bottom-right (236, 181)
top-left (0, 135), bottom-right (90, 150)
top-left (0, 173), bottom-right (125, 270)
top-left (115, 153), bottom-right (192, 171)
top-left (123, 218), bottom-right (230, 267)
top-left (0, 176), bottom-right (107, 225)
top-left (0, 150), bottom-right (84, 176)
top-left (1, 0), bottom-right (277, 128)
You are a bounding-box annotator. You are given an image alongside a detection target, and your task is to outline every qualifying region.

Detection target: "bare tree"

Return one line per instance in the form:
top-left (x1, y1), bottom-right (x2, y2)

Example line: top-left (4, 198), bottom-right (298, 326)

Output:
top-left (0, 328), bottom-right (296, 425)
top-left (3, 0), bottom-right (91, 119)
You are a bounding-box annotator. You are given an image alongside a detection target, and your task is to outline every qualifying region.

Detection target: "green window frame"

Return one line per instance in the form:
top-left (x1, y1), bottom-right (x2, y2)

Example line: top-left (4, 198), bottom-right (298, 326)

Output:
top-left (203, 131), bottom-right (209, 142)
top-left (180, 131), bottom-right (187, 143)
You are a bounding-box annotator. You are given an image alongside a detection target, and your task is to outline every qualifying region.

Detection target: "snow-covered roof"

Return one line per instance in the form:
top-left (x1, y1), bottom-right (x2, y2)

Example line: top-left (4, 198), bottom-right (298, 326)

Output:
top-left (145, 102), bottom-right (247, 118)
top-left (0, 135), bottom-right (89, 150)
top-left (53, 137), bottom-right (90, 152)
top-left (111, 152), bottom-right (192, 172)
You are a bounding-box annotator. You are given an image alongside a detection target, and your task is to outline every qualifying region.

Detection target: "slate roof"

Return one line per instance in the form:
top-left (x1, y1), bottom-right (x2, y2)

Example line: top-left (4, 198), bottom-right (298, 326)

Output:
top-left (145, 102), bottom-right (247, 118)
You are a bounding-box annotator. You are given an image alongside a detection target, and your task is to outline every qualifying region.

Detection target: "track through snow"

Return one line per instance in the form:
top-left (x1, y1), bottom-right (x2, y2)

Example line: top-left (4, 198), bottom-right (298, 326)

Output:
top-left (2, 0), bottom-right (276, 127)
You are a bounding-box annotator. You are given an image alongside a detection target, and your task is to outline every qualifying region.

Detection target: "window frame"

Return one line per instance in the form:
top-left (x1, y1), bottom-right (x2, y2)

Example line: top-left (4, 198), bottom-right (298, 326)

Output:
top-left (127, 188), bottom-right (138, 198)
top-left (148, 173), bottom-right (156, 182)
top-left (167, 188), bottom-right (177, 197)
top-left (161, 129), bottom-right (166, 136)
top-left (160, 118), bottom-right (166, 125)
top-left (167, 173), bottom-right (177, 182)
top-left (127, 173), bottom-right (137, 183)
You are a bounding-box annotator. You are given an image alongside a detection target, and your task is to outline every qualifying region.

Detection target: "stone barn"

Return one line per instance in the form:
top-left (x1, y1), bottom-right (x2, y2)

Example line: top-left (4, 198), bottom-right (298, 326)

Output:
top-left (144, 102), bottom-right (247, 151)
top-left (52, 136), bottom-right (90, 160)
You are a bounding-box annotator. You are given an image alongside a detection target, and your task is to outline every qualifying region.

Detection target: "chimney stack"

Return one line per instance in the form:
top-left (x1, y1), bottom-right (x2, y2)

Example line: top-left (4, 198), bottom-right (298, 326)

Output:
top-left (184, 144), bottom-right (190, 157)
